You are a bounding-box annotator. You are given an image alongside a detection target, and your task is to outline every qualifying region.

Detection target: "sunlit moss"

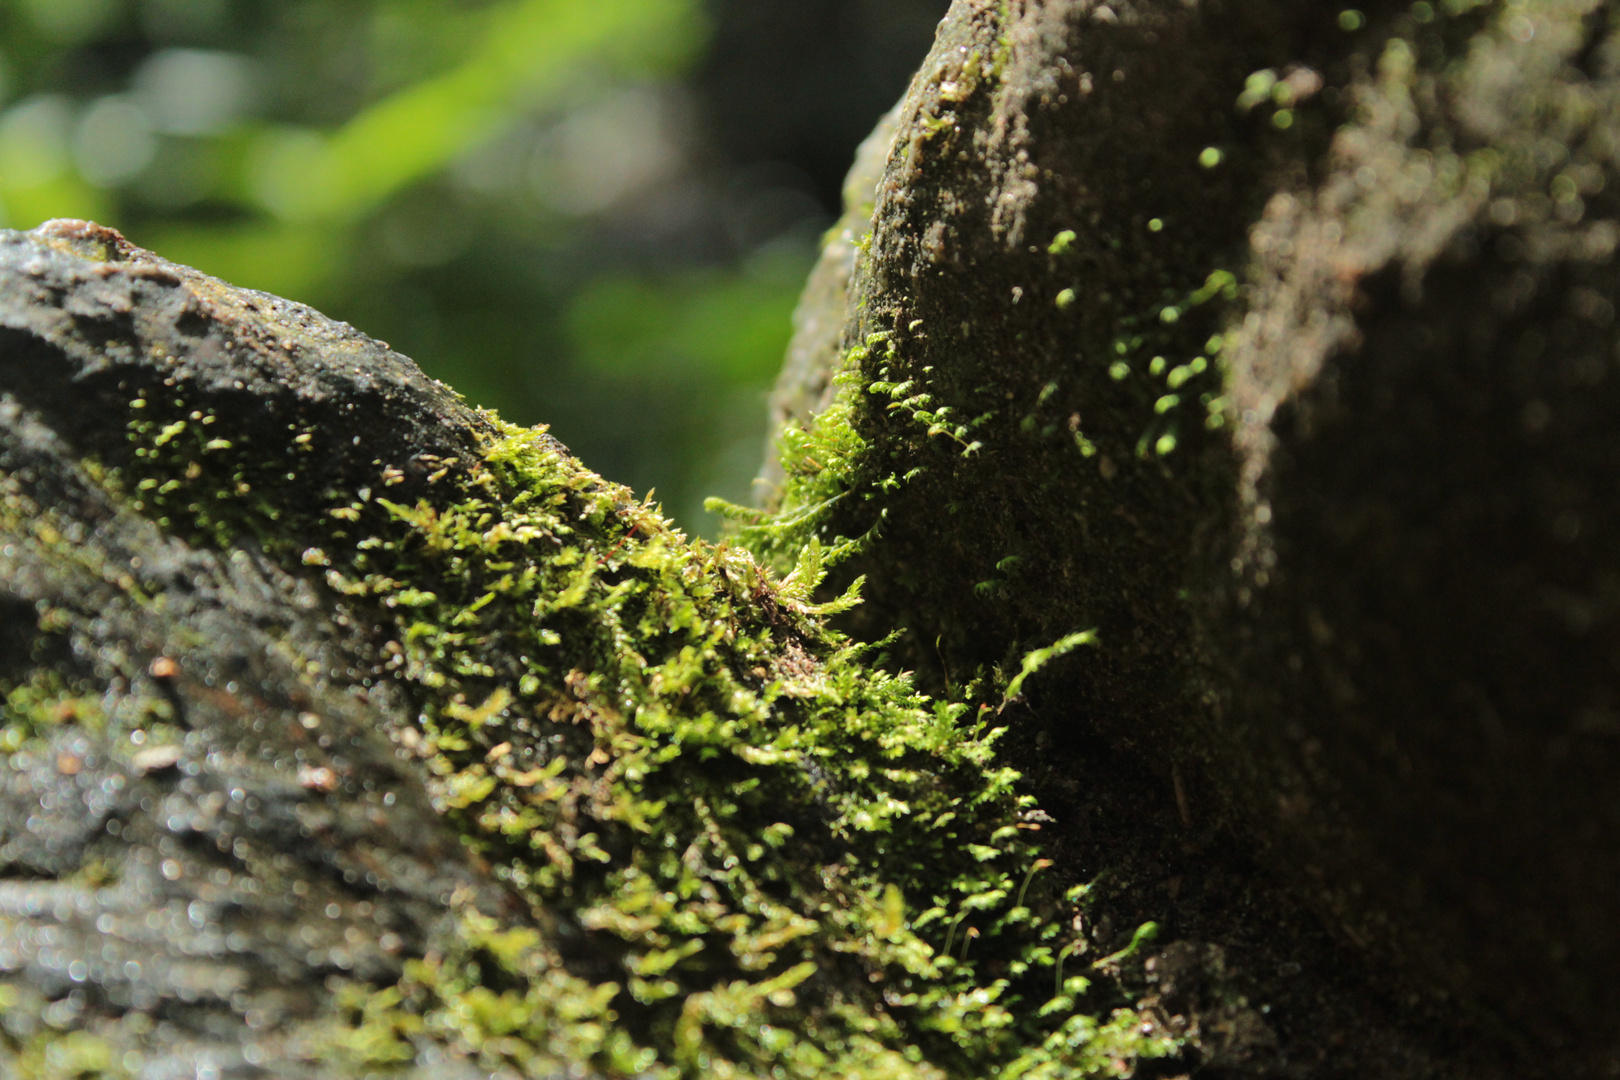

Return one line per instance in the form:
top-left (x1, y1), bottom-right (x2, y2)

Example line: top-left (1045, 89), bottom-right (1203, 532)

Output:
top-left (72, 372), bottom-right (1176, 1077)
top-left (0, 670), bottom-right (106, 753)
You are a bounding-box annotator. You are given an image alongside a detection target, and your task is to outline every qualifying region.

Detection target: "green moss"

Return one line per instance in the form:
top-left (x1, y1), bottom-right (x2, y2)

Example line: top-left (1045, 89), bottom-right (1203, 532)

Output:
top-left (82, 379), bottom-right (1176, 1076)
top-left (0, 982), bottom-right (127, 1080)
top-left (710, 349), bottom-right (884, 574)
top-left (5, 1029), bottom-right (126, 1080)
top-left (725, 248), bottom-right (1237, 626)
top-left (0, 671), bottom-right (105, 752)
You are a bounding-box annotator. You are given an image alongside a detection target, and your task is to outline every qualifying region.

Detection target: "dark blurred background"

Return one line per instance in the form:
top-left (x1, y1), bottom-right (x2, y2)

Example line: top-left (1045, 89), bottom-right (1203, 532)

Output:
top-left (0, 0), bottom-right (946, 533)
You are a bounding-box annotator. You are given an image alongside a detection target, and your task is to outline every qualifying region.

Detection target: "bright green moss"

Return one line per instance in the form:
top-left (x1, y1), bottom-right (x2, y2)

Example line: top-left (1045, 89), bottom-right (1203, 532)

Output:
top-left (0, 672), bottom-right (105, 752)
top-left (7, 1028), bottom-right (125, 1080)
top-left (88, 389), bottom-right (1176, 1076)
top-left (709, 351), bottom-right (885, 574)
top-left (725, 256), bottom-right (1238, 596)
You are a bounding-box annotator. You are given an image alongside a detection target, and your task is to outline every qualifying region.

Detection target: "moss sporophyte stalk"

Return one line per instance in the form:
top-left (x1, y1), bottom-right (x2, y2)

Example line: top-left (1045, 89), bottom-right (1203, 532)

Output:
top-left (35, 362), bottom-right (1176, 1076)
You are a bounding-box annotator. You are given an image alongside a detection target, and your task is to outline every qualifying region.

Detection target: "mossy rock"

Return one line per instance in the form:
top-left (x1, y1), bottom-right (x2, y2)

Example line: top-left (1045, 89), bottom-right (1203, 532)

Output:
top-left (749, 1), bottom-right (1620, 1075)
top-left (0, 219), bottom-right (1187, 1077)
top-left (9, 0), bottom-right (1620, 1074)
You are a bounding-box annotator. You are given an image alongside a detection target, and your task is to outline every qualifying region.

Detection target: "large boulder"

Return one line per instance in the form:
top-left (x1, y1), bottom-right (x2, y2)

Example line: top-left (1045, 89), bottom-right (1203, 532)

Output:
top-left (754, 1), bottom-right (1620, 1075)
top-left (0, 220), bottom-right (1175, 1077)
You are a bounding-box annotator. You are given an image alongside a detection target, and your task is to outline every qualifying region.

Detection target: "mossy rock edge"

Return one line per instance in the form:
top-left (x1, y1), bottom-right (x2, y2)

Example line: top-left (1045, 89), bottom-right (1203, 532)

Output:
top-left (0, 219), bottom-right (1186, 1078)
top-left (754, 2), bottom-right (1620, 1076)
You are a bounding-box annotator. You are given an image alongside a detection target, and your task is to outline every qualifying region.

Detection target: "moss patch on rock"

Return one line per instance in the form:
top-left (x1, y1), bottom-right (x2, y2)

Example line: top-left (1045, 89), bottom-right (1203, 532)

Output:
top-left (750, 1), bottom-right (1620, 1076)
top-left (0, 220), bottom-right (1178, 1077)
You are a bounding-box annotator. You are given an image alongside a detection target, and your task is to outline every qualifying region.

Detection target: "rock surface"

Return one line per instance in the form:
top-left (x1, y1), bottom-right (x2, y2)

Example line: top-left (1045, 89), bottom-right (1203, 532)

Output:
top-left (0, 220), bottom-right (515, 1076)
top-left (0, 220), bottom-right (1174, 1077)
top-left (11, 0), bottom-right (1620, 1074)
top-left (756, 1), bottom-right (1620, 1076)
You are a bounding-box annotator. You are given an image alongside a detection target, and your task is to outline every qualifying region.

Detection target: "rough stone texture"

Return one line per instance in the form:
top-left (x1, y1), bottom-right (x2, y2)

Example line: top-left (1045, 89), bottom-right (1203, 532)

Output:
top-left (762, 105), bottom-right (902, 494)
top-left (0, 220), bottom-right (522, 1076)
top-left (758, 0), bottom-right (1620, 1076)
top-left (0, 221), bottom-right (1180, 1078)
top-left (11, 0), bottom-right (1620, 1074)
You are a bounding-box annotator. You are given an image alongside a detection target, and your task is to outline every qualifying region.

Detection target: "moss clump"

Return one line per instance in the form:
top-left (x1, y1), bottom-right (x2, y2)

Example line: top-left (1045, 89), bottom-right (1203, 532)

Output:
top-left (737, 1), bottom-right (1620, 1075)
top-left (84, 367), bottom-right (1176, 1078)
top-left (1, 1013), bottom-right (126, 1080)
top-left (0, 672), bottom-right (106, 753)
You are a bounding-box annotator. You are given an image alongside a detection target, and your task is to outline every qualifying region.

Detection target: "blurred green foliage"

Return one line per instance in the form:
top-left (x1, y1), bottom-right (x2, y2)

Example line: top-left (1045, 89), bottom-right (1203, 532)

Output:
top-left (0, 0), bottom-right (838, 532)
